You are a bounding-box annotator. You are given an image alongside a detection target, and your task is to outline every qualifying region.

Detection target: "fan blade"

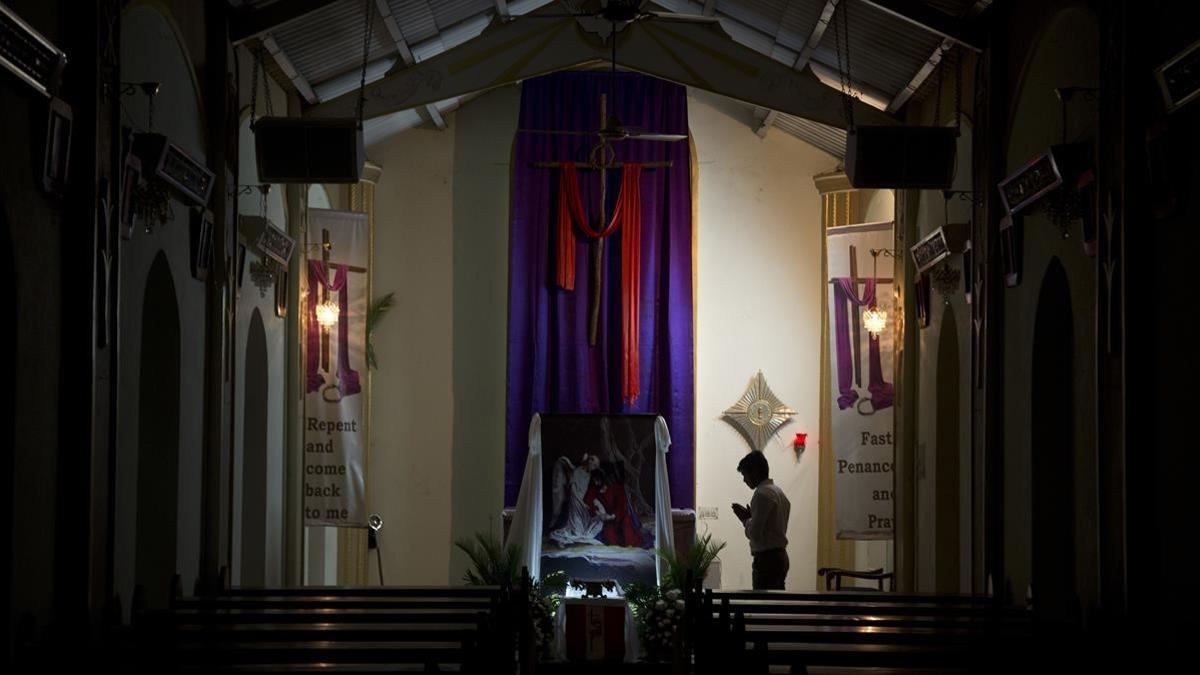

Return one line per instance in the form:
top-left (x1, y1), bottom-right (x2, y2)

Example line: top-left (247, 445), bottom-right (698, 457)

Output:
top-left (517, 128), bottom-right (596, 136)
top-left (617, 125), bottom-right (688, 142)
top-left (628, 133), bottom-right (688, 142)
top-left (646, 11), bottom-right (719, 23)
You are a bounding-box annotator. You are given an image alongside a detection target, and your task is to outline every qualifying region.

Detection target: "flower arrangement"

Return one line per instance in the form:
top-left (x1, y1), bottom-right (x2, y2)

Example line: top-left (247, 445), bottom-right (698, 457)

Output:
top-left (625, 584), bottom-right (686, 661)
top-left (625, 532), bottom-right (727, 662)
top-left (453, 531), bottom-right (567, 660)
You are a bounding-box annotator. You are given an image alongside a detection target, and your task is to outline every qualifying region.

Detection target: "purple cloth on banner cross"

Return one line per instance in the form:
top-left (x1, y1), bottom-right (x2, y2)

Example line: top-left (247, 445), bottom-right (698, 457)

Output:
top-left (505, 71), bottom-right (695, 508)
top-left (832, 278), bottom-right (893, 412)
top-left (306, 261), bottom-right (360, 397)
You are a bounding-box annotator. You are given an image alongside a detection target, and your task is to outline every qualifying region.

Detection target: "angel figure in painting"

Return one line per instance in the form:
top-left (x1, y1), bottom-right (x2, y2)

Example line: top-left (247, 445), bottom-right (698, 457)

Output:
top-left (548, 452), bottom-right (604, 547)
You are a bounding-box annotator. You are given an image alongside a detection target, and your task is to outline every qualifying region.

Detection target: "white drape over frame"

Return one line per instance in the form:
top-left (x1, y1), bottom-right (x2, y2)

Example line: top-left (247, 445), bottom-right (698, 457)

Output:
top-left (505, 414), bottom-right (676, 585)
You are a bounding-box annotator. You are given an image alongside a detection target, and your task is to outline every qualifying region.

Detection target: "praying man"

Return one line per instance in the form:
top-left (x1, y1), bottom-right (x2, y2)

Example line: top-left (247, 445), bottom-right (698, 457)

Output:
top-left (732, 452), bottom-right (791, 590)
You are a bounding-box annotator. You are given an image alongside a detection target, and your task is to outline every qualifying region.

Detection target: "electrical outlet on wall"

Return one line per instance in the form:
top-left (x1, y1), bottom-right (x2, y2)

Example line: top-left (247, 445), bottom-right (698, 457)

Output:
top-left (698, 506), bottom-right (719, 520)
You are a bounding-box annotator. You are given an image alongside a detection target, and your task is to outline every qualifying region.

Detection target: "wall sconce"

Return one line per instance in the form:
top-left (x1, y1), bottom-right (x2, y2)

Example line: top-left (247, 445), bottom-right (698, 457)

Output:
top-left (793, 432), bottom-right (807, 457)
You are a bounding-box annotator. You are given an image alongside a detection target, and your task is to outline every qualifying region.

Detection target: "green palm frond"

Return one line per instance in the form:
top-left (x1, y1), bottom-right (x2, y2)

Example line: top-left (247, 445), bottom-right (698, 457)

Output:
top-left (454, 531), bottom-right (521, 587)
top-left (365, 291), bottom-right (395, 370)
top-left (657, 532), bottom-right (727, 590)
top-left (537, 569), bottom-right (569, 597)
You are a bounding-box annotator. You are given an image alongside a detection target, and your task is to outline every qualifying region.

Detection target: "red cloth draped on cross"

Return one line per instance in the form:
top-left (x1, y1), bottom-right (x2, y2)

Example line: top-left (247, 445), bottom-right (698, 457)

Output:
top-left (555, 161), bottom-right (643, 403)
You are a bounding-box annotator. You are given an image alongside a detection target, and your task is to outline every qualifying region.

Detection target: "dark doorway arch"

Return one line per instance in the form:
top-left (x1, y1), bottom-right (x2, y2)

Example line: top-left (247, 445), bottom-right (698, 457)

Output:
top-left (1031, 257), bottom-right (1075, 622)
top-left (241, 309), bottom-right (269, 586)
top-left (935, 305), bottom-right (961, 594)
top-left (135, 251), bottom-right (181, 608)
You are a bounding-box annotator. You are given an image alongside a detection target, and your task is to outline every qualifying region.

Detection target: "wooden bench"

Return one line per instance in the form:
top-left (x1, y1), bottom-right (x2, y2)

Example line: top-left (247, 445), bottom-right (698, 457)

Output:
top-left (129, 584), bottom-right (512, 674)
top-left (817, 566), bottom-right (895, 591)
top-left (689, 588), bottom-right (1033, 674)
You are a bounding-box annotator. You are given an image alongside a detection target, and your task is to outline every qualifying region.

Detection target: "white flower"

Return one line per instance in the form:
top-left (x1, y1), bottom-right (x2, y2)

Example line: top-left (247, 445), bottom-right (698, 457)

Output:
top-left (666, 609), bottom-right (675, 617)
top-left (655, 600), bottom-right (666, 609)
top-left (666, 589), bottom-right (681, 601)
top-left (675, 600), bottom-right (685, 610)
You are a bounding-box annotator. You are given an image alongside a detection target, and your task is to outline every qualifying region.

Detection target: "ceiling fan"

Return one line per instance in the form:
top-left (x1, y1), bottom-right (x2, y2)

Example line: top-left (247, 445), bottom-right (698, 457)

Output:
top-left (516, 0), bottom-right (712, 144)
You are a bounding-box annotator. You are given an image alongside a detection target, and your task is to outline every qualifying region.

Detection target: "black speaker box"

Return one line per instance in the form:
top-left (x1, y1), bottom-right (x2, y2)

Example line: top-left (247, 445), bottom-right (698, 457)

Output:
top-left (253, 117), bottom-right (364, 184)
top-left (845, 125), bottom-right (958, 190)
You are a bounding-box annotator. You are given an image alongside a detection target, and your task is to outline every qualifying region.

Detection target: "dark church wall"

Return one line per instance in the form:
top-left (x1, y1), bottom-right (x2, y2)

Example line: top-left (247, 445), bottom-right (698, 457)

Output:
top-left (895, 0), bottom-right (1194, 655)
top-left (997, 5), bottom-right (1099, 618)
top-left (1, 0), bottom-right (79, 659)
top-left (898, 0), bottom-right (1103, 625)
top-left (2, 0), bottom-right (252, 663)
top-left (1114, 0), bottom-right (1199, 648)
top-left (112, 2), bottom-right (211, 613)
top-left (980, 0), bottom-right (1197, 650)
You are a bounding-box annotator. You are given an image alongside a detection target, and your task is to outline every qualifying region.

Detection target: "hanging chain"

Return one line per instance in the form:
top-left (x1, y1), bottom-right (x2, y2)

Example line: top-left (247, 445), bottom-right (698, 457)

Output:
top-left (954, 48), bottom-right (962, 134)
top-left (833, 0), bottom-right (855, 130)
top-left (260, 43), bottom-right (274, 117)
top-left (250, 42), bottom-right (260, 127)
top-left (934, 47), bottom-right (945, 125)
top-left (610, 19), bottom-right (617, 120)
top-left (356, 0), bottom-right (375, 129)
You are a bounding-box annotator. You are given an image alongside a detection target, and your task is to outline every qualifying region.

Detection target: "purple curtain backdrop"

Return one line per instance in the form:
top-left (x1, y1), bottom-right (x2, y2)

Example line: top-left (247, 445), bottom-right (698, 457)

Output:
top-left (505, 71), bottom-right (694, 508)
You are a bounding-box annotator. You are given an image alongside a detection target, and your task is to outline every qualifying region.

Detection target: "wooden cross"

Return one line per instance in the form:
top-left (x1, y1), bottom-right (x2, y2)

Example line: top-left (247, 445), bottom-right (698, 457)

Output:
top-left (828, 245), bottom-right (893, 386)
top-left (531, 94), bottom-right (673, 345)
top-left (318, 228), bottom-right (367, 372)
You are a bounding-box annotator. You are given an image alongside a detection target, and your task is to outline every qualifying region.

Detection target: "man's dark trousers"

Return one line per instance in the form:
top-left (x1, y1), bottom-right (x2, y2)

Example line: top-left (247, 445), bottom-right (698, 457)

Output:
top-left (752, 548), bottom-right (789, 590)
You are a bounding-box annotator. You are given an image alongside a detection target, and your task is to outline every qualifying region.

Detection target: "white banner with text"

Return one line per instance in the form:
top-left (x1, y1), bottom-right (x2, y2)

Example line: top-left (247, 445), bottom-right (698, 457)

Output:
top-left (827, 222), bottom-right (895, 539)
top-left (303, 208), bottom-right (368, 526)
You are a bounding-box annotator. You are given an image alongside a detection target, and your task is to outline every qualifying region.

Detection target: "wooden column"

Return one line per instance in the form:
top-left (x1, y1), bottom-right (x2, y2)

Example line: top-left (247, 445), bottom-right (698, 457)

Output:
top-left (203, 0), bottom-right (236, 594)
top-left (812, 172), bottom-right (858, 589)
top-left (337, 162), bottom-right (380, 586)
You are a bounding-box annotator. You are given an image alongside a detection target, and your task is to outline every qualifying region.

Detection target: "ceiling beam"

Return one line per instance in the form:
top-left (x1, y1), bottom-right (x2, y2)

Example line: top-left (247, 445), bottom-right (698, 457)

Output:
top-left (494, 0), bottom-right (511, 22)
top-left (307, 5), bottom-right (895, 129)
top-left (792, 0), bottom-right (838, 72)
top-left (373, 0), bottom-right (445, 128)
top-left (885, 0), bottom-right (989, 113)
top-left (231, 0), bottom-right (341, 45)
top-left (886, 38), bottom-right (951, 113)
top-left (754, 0), bottom-right (835, 136)
top-left (375, 0), bottom-right (415, 66)
top-left (755, 109), bottom-right (778, 138)
top-left (855, 0), bottom-right (982, 52)
top-left (262, 34), bottom-right (318, 104)
top-left (423, 103), bottom-right (447, 130)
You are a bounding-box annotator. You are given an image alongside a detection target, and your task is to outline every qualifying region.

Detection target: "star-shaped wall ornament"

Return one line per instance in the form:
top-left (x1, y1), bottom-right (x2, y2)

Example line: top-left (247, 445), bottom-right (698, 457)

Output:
top-left (722, 371), bottom-right (796, 452)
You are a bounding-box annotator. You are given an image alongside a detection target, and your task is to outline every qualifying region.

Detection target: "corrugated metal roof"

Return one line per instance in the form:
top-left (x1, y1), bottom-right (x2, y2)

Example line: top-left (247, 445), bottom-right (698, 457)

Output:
top-left (809, 0), bottom-right (943, 97)
top-left (387, 0), bottom-right (439, 44)
top-left (430, 0), bottom-right (493, 30)
top-left (271, 0), bottom-right (395, 85)
top-left (255, 0), bottom-right (975, 149)
top-left (716, 0), bottom-right (794, 39)
top-left (773, 112), bottom-right (847, 158)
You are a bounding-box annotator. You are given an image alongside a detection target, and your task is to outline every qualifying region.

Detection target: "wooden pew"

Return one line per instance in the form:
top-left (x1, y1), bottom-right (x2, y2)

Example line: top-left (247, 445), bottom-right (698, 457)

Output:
top-left (689, 588), bottom-right (1033, 674)
top-left (130, 584), bottom-right (513, 674)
